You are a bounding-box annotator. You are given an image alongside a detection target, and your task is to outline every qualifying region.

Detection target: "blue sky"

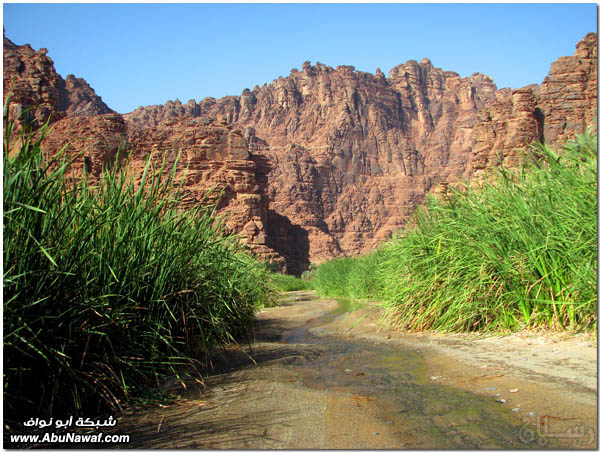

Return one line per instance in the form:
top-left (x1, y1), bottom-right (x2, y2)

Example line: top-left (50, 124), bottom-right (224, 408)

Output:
top-left (3, 3), bottom-right (597, 114)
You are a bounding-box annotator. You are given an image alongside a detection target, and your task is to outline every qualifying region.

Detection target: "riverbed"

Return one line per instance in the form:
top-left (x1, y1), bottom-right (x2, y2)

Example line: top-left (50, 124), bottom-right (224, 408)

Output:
top-left (114, 291), bottom-right (597, 449)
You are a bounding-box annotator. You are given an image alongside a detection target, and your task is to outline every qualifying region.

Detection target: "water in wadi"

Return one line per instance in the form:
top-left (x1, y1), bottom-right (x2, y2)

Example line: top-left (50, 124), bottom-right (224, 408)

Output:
top-left (111, 296), bottom-right (565, 449)
top-left (278, 305), bottom-right (553, 449)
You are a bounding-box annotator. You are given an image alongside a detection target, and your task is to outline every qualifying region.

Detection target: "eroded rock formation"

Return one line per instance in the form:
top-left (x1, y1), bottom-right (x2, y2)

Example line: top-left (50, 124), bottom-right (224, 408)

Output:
top-left (3, 35), bottom-right (113, 130)
top-left (3, 34), bottom-right (287, 270)
top-left (126, 118), bottom-right (285, 268)
top-left (35, 114), bottom-right (288, 271)
top-left (123, 33), bottom-right (598, 263)
top-left (4, 32), bottom-right (597, 271)
top-left (539, 32), bottom-right (597, 146)
top-left (470, 32), bottom-right (597, 179)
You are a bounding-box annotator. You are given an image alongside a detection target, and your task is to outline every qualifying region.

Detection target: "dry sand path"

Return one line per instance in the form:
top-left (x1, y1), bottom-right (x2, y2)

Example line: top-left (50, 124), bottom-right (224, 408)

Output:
top-left (114, 291), bottom-right (597, 449)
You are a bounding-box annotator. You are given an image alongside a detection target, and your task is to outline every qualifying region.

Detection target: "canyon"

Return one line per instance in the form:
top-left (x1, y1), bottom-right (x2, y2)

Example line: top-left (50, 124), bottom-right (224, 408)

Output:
top-left (3, 32), bottom-right (597, 274)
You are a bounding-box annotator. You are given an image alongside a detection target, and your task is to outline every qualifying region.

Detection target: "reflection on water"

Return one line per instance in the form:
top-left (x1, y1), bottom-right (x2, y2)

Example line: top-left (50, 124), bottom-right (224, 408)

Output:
top-left (283, 306), bottom-right (557, 449)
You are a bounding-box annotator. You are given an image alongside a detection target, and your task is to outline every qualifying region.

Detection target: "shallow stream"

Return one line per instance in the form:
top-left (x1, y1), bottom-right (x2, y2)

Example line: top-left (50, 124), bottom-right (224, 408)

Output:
top-left (275, 303), bottom-right (553, 449)
top-left (111, 295), bottom-right (578, 449)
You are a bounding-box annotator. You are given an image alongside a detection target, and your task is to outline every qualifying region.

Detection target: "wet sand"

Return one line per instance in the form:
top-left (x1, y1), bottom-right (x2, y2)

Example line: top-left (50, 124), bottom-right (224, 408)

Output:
top-left (112, 291), bottom-right (597, 449)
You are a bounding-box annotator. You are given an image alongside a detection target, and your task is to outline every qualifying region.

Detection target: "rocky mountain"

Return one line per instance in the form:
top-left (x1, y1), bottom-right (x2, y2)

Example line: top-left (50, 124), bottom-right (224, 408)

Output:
top-left (470, 32), bottom-right (597, 178)
top-left (3, 35), bottom-right (114, 130)
top-left (3, 32), bottom-right (597, 273)
top-left (124, 32), bottom-right (597, 264)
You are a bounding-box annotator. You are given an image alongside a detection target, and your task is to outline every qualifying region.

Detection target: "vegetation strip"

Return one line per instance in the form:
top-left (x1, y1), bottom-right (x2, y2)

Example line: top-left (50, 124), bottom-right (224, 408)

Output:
top-left (3, 115), bottom-right (276, 423)
top-left (314, 130), bottom-right (597, 333)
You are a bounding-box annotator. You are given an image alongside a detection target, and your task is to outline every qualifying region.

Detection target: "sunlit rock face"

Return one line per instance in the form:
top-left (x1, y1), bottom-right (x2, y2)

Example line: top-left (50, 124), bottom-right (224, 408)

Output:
top-left (3, 35), bottom-right (113, 131)
top-left (37, 114), bottom-right (288, 272)
top-left (4, 32), bottom-right (597, 271)
top-left (470, 32), bottom-right (597, 181)
top-left (124, 33), bottom-right (597, 264)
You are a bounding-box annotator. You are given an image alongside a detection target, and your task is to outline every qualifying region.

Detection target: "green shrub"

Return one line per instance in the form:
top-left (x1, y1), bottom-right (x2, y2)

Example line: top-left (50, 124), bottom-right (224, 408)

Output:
top-left (3, 118), bottom-right (274, 422)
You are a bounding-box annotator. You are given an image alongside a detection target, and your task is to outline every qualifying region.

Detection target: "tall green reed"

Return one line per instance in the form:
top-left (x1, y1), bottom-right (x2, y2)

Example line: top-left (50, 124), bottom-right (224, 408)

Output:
top-left (313, 251), bottom-right (384, 301)
top-left (4, 116), bottom-right (273, 422)
top-left (314, 130), bottom-right (597, 333)
top-left (269, 272), bottom-right (314, 293)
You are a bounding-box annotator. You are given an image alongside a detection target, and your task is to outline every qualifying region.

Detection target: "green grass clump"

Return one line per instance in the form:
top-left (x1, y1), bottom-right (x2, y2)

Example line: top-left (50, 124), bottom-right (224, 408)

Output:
top-left (314, 130), bottom-right (597, 333)
top-left (269, 272), bottom-right (314, 292)
top-left (313, 251), bottom-right (383, 301)
top-left (3, 118), bottom-right (274, 422)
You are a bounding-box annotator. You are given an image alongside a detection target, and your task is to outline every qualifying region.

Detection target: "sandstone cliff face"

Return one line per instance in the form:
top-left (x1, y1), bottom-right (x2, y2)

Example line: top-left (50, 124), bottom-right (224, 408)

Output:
top-left (126, 118), bottom-right (285, 268)
top-left (57, 74), bottom-right (115, 117)
top-left (3, 36), bottom-right (66, 128)
top-left (35, 114), bottom-right (287, 271)
top-left (539, 32), bottom-right (597, 146)
top-left (4, 36), bottom-right (287, 271)
top-left (470, 86), bottom-right (543, 177)
top-left (39, 114), bottom-right (127, 177)
top-left (123, 33), bottom-right (597, 264)
top-left (4, 32), bottom-right (597, 271)
top-left (3, 35), bottom-right (113, 130)
top-left (124, 61), bottom-right (508, 261)
top-left (469, 32), bottom-right (597, 181)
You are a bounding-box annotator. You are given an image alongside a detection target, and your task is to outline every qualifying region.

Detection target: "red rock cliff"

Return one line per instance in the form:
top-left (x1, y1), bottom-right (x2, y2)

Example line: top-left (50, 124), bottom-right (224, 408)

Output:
top-left (470, 32), bottom-right (597, 180)
top-left (5, 32), bottom-right (597, 271)
top-left (3, 35), bottom-right (114, 130)
top-left (126, 118), bottom-right (285, 269)
top-left (3, 36), bottom-right (288, 271)
top-left (124, 33), bottom-right (597, 264)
